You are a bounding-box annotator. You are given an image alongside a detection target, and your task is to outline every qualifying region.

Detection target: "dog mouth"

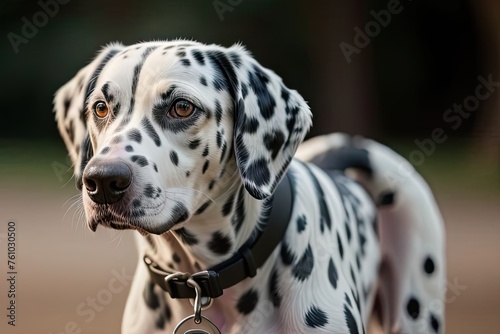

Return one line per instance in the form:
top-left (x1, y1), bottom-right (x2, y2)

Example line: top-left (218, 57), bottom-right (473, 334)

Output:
top-left (87, 203), bottom-right (171, 235)
top-left (88, 211), bottom-right (148, 235)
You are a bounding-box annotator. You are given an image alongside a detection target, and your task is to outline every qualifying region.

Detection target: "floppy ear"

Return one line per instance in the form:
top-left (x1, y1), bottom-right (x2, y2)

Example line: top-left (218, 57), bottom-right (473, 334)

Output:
top-left (213, 44), bottom-right (312, 199)
top-left (53, 43), bottom-right (124, 189)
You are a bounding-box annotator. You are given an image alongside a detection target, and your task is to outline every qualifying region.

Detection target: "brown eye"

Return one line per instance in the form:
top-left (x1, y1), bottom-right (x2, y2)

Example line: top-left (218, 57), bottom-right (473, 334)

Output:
top-left (94, 101), bottom-right (109, 118)
top-left (169, 99), bottom-right (195, 118)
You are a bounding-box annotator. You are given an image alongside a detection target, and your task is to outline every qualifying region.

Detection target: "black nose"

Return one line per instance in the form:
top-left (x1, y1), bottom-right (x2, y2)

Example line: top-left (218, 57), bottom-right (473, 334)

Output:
top-left (83, 159), bottom-right (132, 204)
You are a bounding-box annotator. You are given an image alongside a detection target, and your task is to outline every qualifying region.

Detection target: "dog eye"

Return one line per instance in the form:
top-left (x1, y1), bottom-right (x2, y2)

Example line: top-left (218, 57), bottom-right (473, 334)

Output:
top-left (93, 101), bottom-right (109, 118)
top-left (169, 99), bottom-right (195, 118)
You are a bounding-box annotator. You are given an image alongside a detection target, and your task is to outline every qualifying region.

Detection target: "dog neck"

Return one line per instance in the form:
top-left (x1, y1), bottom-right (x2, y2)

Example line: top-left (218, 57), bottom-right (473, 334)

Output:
top-left (165, 182), bottom-right (269, 270)
top-left (145, 179), bottom-right (272, 331)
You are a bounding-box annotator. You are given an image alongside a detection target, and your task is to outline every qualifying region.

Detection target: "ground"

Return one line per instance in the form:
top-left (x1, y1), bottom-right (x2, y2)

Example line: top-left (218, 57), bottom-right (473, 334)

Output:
top-left (0, 141), bottom-right (498, 333)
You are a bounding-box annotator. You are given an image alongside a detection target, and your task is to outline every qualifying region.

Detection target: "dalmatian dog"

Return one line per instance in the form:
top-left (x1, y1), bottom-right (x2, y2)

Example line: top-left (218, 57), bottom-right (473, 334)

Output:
top-left (54, 40), bottom-right (446, 333)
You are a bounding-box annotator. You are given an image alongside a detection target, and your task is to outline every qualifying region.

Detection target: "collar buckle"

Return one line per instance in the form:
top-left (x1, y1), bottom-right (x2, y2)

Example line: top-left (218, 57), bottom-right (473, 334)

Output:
top-left (144, 255), bottom-right (224, 299)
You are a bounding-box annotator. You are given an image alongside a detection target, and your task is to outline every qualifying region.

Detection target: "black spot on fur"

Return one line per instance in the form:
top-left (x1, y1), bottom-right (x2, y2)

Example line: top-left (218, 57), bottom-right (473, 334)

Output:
top-left (229, 51), bottom-right (242, 68)
top-left (231, 186), bottom-right (246, 233)
top-left (125, 145), bottom-right (133, 152)
top-left (263, 131), bottom-right (285, 160)
top-left (112, 136), bottom-right (122, 144)
top-left (292, 245), bottom-right (314, 281)
top-left (378, 191), bottom-right (395, 206)
top-left (241, 83), bottom-right (248, 99)
top-left (128, 46), bottom-right (158, 116)
top-left (236, 289), bottom-right (259, 315)
top-left (202, 144), bottom-right (209, 157)
top-left (176, 51), bottom-right (186, 58)
top-left (216, 131), bottom-right (223, 148)
top-left (101, 82), bottom-right (114, 103)
top-left (131, 206), bottom-right (145, 218)
top-left (83, 48), bottom-right (120, 118)
top-left (269, 267), bottom-right (281, 307)
top-left (200, 76), bottom-right (207, 86)
top-left (171, 203), bottom-right (189, 225)
top-left (345, 220), bottom-right (352, 242)
top-left (141, 118), bottom-right (161, 146)
top-left (143, 281), bottom-right (159, 309)
top-left (208, 179), bottom-right (216, 190)
top-left (245, 158), bottom-right (271, 187)
top-left (222, 192), bottom-right (236, 217)
top-left (430, 313), bottom-right (440, 332)
top-left (248, 65), bottom-right (276, 120)
top-left (202, 160), bottom-right (209, 174)
top-left (169, 151), bottom-right (179, 166)
top-left (280, 240), bottom-right (295, 266)
top-left (189, 138), bottom-right (201, 149)
top-left (153, 163), bottom-right (158, 172)
top-left (174, 228), bottom-right (198, 245)
top-left (350, 266), bottom-right (357, 287)
top-left (132, 199), bottom-right (141, 208)
top-left (101, 147), bottom-right (110, 155)
top-left (235, 136), bottom-right (249, 167)
top-left (180, 58), bottom-right (191, 67)
top-left (208, 231), bottom-right (232, 255)
top-left (344, 304), bottom-right (359, 334)
top-left (144, 184), bottom-right (155, 198)
top-left (281, 86), bottom-right (290, 103)
top-left (172, 253), bottom-right (181, 263)
top-left (192, 50), bottom-right (205, 65)
top-left (236, 103), bottom-right (260, 135)
top-left (297, 214), bottom-right (307, 233)
top-left (424, 256), bottom-right (435, 275)
top-left (195, 201), bottom-right (211, 215)
top-left (212, 77), bottom-right (226, 91)
top-left (305, 305), bottom-right (328, 328)
top-left (407, 297), bottom-right (420, 319)
top-left (356, 254), bottom-right (361, 271)
top-left (127, 129), bottom-right (142, 143)
top-left (328, 258), bottom-right (338, 289)
top-left (206, 50), bottom-right (238, 95)
top-left (161, 303), bottom-right (172, 326)
top-left (243, 116), bottom-right (260, 134)
top-left (345, 293), bottom-right (352, 308)
top-left (214, 99), bottom-right (223, 126)
top-left (113, 102), bottom-right (121, 116)
top-left (220, 142), bottom-right (228, 163)
top-left (302, 162), bottom-right (332, 232)
top-left (131, 155), bottom-right (148, 167)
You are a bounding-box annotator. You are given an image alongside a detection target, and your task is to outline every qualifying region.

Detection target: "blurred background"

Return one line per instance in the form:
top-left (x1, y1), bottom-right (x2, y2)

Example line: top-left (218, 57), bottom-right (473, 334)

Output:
top-left (0, 0), bottom-right (498, 333)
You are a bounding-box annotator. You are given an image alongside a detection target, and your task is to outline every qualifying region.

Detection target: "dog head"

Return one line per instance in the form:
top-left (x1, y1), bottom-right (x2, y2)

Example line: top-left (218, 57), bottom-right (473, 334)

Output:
top-left (54, 40), bottom-right (312, 234)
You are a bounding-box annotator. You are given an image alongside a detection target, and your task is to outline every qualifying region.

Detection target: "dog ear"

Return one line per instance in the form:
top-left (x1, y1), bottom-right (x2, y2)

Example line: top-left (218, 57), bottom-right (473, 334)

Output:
top-left (53, 43), bottom-right (123, 189)
top-left (212, 45), bottom-right (312, 199)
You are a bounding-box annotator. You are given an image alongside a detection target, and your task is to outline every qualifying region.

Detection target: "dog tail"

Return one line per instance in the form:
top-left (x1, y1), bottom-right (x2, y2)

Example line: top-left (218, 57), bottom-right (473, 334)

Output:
top-left (296, 133), bottom-right (446, 334)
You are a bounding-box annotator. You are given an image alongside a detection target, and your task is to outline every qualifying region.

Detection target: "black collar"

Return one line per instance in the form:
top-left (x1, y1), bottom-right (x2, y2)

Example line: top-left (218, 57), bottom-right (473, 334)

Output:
top-left (144, 171), bottom-right (294, 299)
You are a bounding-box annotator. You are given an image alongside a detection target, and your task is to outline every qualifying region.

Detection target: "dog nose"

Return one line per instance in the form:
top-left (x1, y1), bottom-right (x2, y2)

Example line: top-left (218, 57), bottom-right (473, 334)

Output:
top-left (83, 159), bottom-right (132, 204)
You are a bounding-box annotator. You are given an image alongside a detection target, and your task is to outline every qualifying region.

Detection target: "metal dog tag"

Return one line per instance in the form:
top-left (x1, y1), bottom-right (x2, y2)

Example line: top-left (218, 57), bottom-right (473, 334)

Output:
top-left (173, 314), bottom-right (221, 334)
